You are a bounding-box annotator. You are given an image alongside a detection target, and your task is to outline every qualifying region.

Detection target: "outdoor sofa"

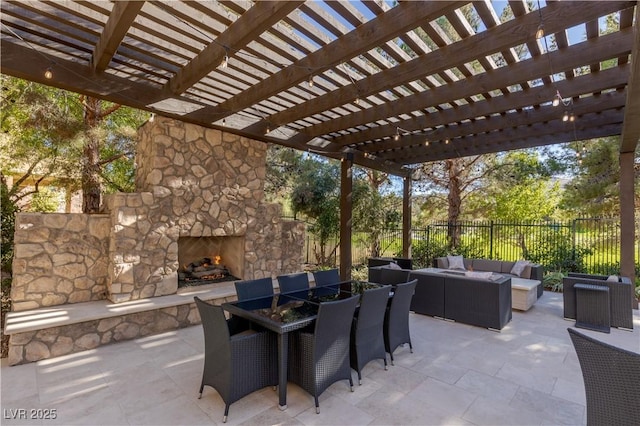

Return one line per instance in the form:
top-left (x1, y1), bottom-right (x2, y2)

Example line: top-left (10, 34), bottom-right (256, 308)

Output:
top-left (434, 257), bottom-right (544, 298)
top-left (367, 260), bottom-right (513, 330)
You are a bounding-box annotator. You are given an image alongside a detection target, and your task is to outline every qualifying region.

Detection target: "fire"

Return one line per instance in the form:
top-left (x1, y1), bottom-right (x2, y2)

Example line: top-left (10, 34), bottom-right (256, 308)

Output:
top-left (214, 255), bottom-right (221, 265)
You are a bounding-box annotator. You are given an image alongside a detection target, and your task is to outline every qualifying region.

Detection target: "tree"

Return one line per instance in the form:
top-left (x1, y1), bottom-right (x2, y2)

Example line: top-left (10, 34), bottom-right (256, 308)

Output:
top-left (0, 76), bottom-right (147, 214)
top-left (79, 95), bottom-right (145, 212)
top-left (290, 157), bottom-right (341, 266)
top-left (415, 156), bottom-right (493, 249)
top-left (560, 138), bottom-right (639, 217)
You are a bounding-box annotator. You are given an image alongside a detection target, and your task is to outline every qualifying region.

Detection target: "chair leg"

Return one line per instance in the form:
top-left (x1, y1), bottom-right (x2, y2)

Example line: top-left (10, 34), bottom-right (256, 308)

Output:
top-left (315, 397), bottom-right (320, 414)
top-left (349, 376), bottom-right (354, 392)
top-left (357, 370), bottom-right (362, 385)
top-left (409, 341), bottom-right (413, 353)
top-left (198, 382), bottom-right (204, 399)
top-left (383, 357), bottom-right (388, 371)
top-left (389, 352), bottom-right (394, 366)
top-left (223, 405), bottom-right (230, 423)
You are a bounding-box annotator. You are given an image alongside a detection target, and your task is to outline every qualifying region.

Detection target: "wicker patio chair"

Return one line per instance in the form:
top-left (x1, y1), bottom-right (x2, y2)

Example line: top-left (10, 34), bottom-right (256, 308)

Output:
top-left (288, 296), bottom-right (359, 413)
top-left (312, 268), bottom-right (340, 287)
top-left (350, 285), bottom-right (390, 384)
top-left (194, 297), bottom-right (277, 423)
top-left (384, 279), bottom-right (417, 365)
top-left (234, 277), bottom-right (274, 300)
top-left (277, 272), bottom-right (310, 294)
top-left (568, 328), bottom-right (640, 426)
top-left (563, 273), bottom-right (634, 329)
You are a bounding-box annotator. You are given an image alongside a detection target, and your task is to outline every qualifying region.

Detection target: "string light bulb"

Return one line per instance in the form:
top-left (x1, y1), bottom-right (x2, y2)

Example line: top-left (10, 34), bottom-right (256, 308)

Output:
top-left (535, 24), bottom-right (545, 40)
top-left (569, 113), bottom-right (576, 122)
top-left (221, 54), bottom-right (229, 69)
top-left (308, 75), bottom-right (314, 87)
top-left (354, 97), bottom-right (360, 105)
top-left (44, 67), bottom-right (53, 79)
top-left (424, 140), bottom-right (429, 147)
top-left (562, 111), bottom-right (569, 122)
top-left (393, 129), bottom-right (400, 141)
top-left (552, 90), bottom-right (561, 106)
top-left (445, 138), bottom-right (450, 144)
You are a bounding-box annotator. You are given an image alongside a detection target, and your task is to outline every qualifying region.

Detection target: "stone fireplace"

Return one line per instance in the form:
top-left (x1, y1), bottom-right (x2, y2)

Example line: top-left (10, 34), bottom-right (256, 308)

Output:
top-left (10, 116), bottom-right (305, 309)
top-left (6, 117), bottom-right (305, 365)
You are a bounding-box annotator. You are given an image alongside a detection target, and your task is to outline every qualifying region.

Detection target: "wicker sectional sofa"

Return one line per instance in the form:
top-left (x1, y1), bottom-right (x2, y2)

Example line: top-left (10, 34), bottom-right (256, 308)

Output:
top-left (367, 261), bottom-right (513, 330)
top-left (434, 257), bottom-right (544, 298)
top-left (409, 269), bottom-right (513, 330)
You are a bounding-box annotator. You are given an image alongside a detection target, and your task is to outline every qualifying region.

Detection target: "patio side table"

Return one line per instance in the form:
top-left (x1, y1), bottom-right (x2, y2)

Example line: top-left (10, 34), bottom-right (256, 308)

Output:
top-left (574, 283), bottom-right (610, 333)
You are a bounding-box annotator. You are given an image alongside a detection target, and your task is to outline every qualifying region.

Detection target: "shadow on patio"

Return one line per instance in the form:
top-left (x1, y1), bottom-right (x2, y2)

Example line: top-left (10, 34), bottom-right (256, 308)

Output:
top-left (2, 291), bottom-right (639, 426)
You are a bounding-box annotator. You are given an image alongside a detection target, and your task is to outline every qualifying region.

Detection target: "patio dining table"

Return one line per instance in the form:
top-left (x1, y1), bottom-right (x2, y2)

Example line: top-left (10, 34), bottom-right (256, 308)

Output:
top-left (221, 280), bottom-right (388, 409)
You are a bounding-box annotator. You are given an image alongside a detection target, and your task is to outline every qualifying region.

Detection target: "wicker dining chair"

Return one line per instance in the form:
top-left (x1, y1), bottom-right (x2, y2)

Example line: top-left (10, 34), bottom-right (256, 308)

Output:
top-left (312, 268), bottom-right (340, 287)
top-left (568, 328), bottom-right (640, 426)
top-left (194, 297), bottom-right (277, 423)
top-left (350, 285), bottom-right (390, 384)
top-left (288, 296), bottom-right (359, 414)
top-left (234, 277), bottom-right (274, 300)
top-left (277, 272), bottom-right (310, 295)
top-left (384, 279), bottom-right (417, 365)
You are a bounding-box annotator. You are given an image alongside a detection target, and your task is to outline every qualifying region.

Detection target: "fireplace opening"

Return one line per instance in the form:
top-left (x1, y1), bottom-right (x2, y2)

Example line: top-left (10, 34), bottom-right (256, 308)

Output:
top-left (177, 236), bottom-right (244, 288)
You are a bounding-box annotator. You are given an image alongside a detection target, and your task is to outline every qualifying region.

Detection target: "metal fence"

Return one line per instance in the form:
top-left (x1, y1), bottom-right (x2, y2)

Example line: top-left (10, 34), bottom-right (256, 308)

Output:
top-left (302, 219), bottom-right (639, 275)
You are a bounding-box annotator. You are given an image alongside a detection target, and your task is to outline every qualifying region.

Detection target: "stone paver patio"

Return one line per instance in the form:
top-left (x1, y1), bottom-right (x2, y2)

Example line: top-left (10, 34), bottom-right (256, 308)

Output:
top-left (2, 291), bottom-right (639, 426)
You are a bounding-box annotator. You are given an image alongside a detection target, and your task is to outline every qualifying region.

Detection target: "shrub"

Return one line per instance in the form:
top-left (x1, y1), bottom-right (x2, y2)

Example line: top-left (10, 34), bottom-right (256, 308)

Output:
top-left (543, 271), bottom-right (565, 292)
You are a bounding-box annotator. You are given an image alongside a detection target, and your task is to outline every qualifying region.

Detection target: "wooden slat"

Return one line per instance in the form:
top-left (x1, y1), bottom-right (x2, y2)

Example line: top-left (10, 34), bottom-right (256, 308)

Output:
top-left (364, 91), bottom-right (626, 154)
top-left (91, 1), bottom-right (144, 72)
top-left (393, 113), bottom-right (624, 164)
top-left (253, 1), bottom-right (632, 143)
top-left (387, 65), bottom-right (629, 155)
top-left (167, 1), bottom-right (302, 95)
top-left (213, 1), bottom-right (461, 123)
top-left (321, 29), bottom-right (633, 148)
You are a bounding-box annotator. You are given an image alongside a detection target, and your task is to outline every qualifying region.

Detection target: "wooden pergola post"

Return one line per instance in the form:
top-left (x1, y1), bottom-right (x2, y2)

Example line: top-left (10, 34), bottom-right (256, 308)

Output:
top-left (402, 175), bottom-right (412, 260)
top-left (339, 153), bottom-right (353, 280)
top-left (619, 150), bottom-right (637, 308)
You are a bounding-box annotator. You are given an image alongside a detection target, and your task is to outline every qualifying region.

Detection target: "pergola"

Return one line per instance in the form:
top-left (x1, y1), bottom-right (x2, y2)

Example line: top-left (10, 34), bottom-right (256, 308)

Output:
top-left (1, 1), bottom-right (638, 281)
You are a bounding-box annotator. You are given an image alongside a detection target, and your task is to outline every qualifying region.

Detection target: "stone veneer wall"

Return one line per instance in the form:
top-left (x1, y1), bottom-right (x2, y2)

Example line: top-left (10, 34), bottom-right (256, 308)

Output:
top-left (7, 295), bottom-right (234, 365)
top-left (105, 116), bottom-right (305, 303)
top-left (10, 214), bottom-right (110, 311)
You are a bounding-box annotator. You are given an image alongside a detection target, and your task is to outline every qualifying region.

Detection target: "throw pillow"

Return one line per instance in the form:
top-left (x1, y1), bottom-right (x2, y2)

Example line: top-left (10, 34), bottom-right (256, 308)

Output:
top-left (447, 255), bottom-right (466, 270)
top-left (606, 275), bottom-right (619, 282)
top-left (387, 262), bottom-right (401, 270)
top-left (510, 260), bottom-right (530, 277)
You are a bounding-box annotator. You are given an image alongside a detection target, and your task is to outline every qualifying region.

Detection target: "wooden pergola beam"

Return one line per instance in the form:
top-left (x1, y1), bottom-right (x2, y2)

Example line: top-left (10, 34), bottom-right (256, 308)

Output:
top-left (167, 1), bottom-right (303, 95)
top-left (228, 1), bottom-right (461, 129)
top-left (253, 1), bottom-right (631, 142)
top-left (368, 91), bottom-right (626, 154)
top-left (391, 111), bottom-right (624, 164)
top-left (91, 1), bottom-right (145, 73)
top-left (320, 29), bottom-right (633, 147)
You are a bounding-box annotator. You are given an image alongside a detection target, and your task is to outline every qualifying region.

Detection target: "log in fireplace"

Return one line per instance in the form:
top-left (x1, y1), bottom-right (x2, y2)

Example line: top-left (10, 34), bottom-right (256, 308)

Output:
top-left (178, 256), bottom-right (239, 287)
top-left (177, 236), bottom-right (244, 288)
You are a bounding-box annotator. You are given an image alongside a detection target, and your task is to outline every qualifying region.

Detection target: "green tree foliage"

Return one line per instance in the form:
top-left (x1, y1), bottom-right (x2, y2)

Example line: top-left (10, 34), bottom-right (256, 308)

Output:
top-left (26, 187), bottom-right (62, 213)
top-left (0, 75), bottom-right (148, 214)
top-left (559, 138), bottom-right (636, 217)
top-left (483, 151), bottom-right (561, 222)
top-left (290, 157), bottom-right (340, 266)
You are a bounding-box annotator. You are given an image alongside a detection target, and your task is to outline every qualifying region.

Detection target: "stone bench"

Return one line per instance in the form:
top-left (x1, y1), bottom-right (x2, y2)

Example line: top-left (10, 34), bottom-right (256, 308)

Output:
top-left (4, 282), bottom-right (239, 366)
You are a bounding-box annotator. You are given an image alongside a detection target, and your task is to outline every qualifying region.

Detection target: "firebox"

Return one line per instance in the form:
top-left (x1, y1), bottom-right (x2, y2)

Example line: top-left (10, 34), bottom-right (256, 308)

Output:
top-left (177, 236), bottom-right (244, 287)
